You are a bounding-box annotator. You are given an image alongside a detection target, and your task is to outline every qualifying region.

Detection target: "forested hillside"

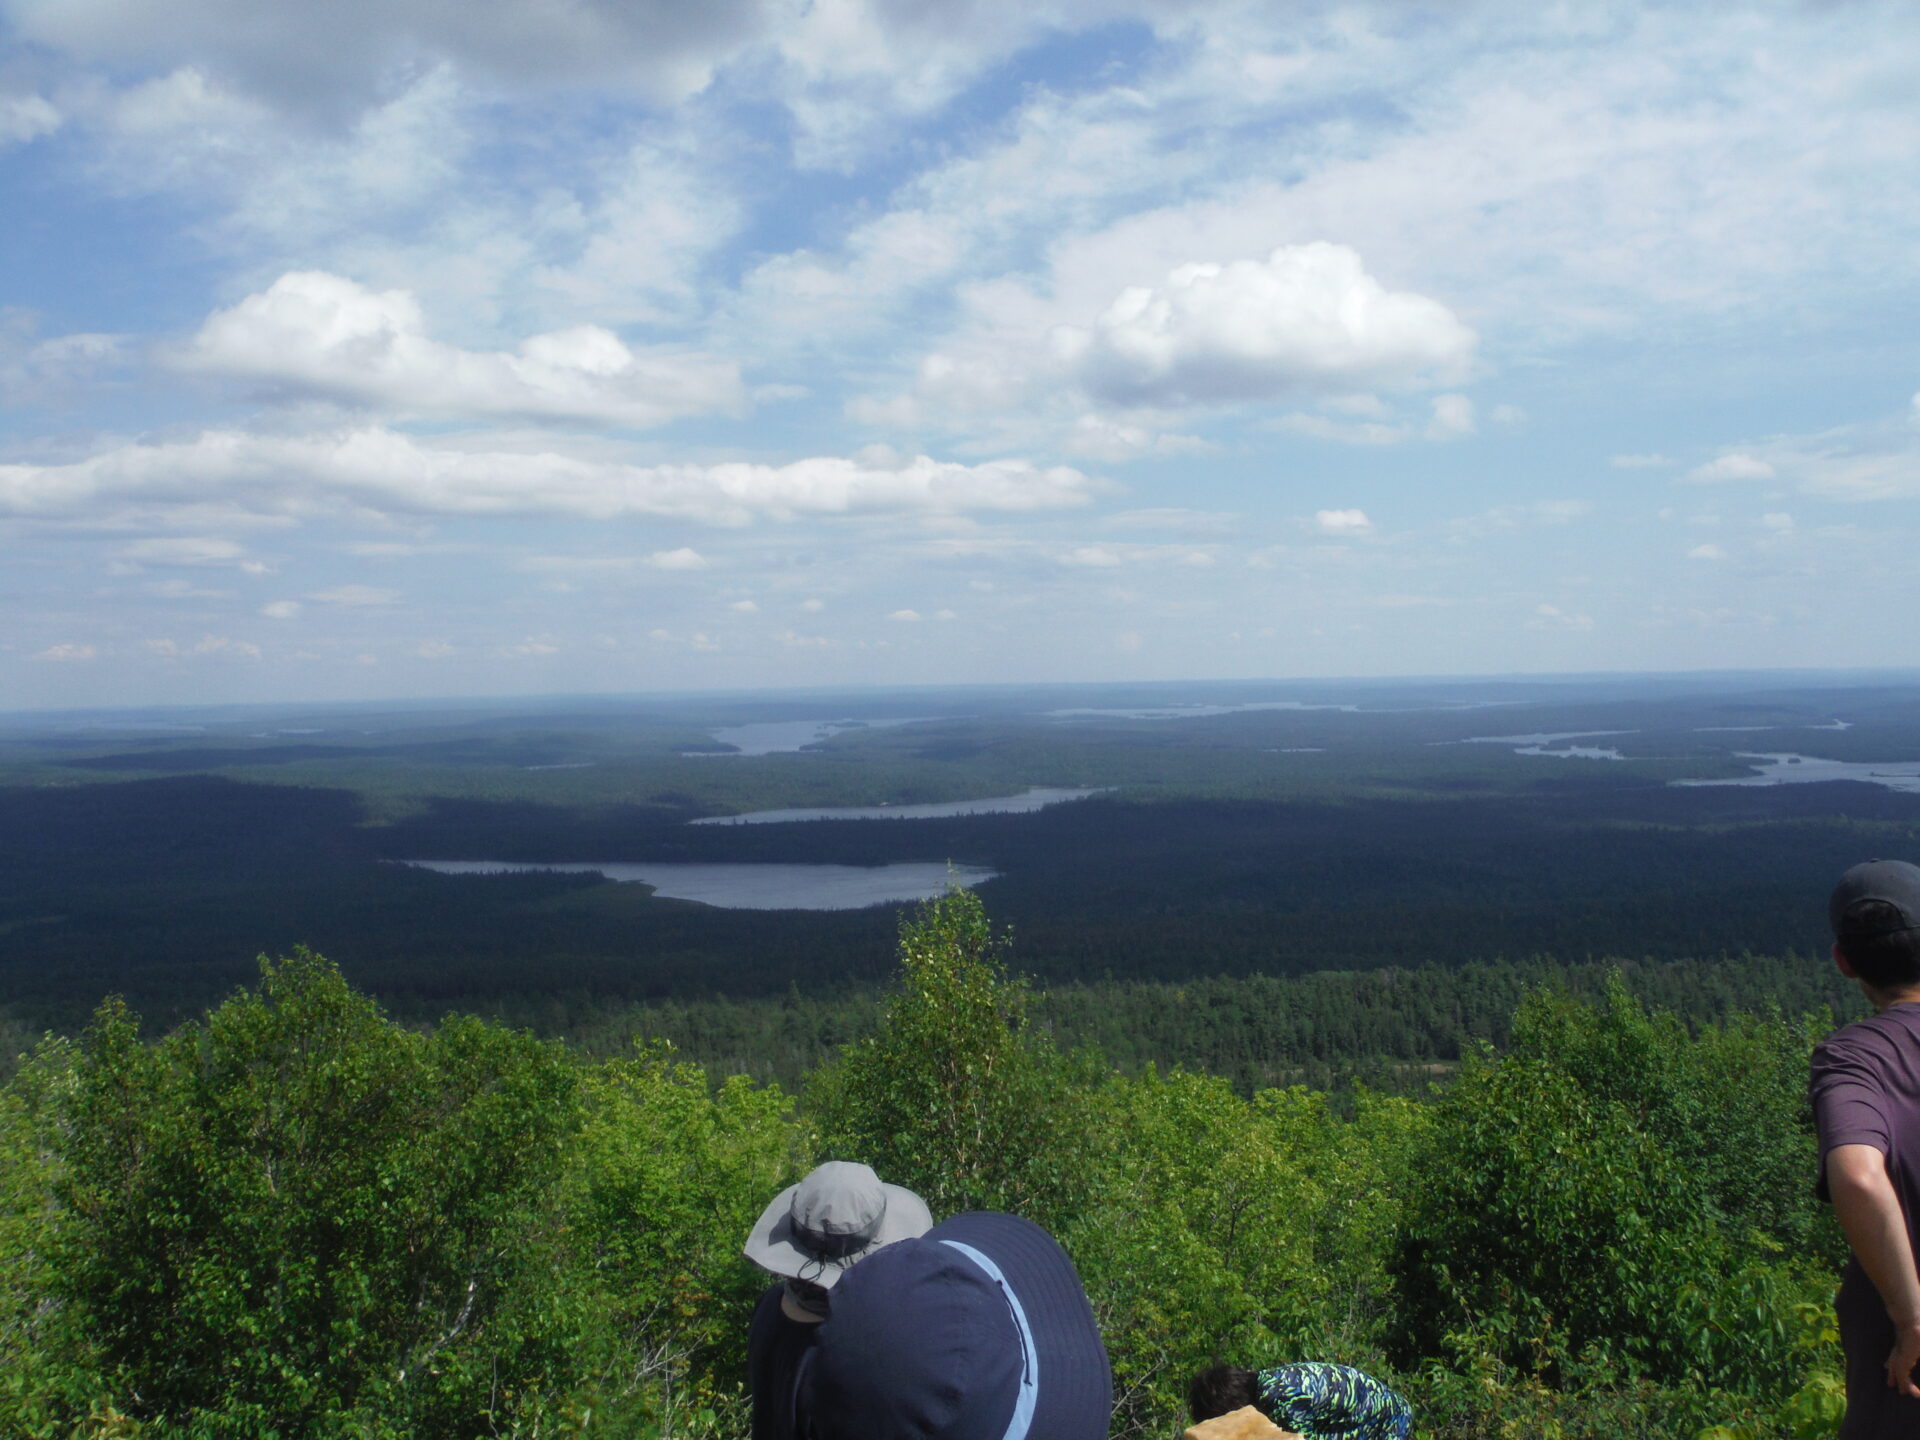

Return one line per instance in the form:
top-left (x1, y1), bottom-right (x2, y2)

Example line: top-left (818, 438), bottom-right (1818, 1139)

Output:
top-left (0, 893), bottom-right (1854, 1439)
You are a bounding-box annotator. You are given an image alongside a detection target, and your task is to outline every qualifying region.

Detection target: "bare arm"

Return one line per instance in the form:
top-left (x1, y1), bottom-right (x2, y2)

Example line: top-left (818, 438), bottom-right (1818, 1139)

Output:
top-left (1828, 1143), bottom-right (1920, 1398)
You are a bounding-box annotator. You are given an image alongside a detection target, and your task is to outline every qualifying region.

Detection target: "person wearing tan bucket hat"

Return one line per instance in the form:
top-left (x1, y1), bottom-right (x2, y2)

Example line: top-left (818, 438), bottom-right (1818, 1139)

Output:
top-left (743, 1162), bottom-right (933, 1440)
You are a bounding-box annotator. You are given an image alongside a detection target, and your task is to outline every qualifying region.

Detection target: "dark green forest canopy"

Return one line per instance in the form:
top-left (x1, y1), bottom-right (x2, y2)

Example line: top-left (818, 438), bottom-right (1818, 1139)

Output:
top-left (539, 952), bottom-right (1866, 1098)
top-left (0, 767), bottom-right (1910, 1033)
top-left (3, 675), bottom-right (1917, 1042)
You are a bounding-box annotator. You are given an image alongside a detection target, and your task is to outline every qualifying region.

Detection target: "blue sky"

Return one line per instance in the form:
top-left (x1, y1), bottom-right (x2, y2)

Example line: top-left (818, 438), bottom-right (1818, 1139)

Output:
top-left (4, 0), bottom-right (1920, 708)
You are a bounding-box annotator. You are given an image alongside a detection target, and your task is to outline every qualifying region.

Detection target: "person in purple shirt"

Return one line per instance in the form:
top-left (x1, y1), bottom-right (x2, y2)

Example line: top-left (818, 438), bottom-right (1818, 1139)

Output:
top-left (1811, 859), bottom-right (1920, 1438)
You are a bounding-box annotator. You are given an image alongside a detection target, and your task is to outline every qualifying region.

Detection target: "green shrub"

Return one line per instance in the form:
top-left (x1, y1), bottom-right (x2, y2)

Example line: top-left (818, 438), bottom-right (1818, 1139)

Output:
top-left (0, 1035), bottom-right (121, 1437)
top-left (537, 1044), bottom-right (805, 1436)
top-left (58, 952), bottom-right (582, 1437)
top-left (1392, 981), bottom-right (1836, 1411)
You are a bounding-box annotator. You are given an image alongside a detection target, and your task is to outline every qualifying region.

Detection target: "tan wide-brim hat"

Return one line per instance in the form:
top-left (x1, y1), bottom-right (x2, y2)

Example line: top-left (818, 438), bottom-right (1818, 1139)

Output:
top-left (1185, 1405), bottom-right (1301, 1440)
top-left (743, 1161), bottom-right (933, 1287)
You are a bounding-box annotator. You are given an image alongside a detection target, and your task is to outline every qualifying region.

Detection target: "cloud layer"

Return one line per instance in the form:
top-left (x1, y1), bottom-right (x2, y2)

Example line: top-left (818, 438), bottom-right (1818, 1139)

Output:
top-left (0, 428), bottom-right (1104, 525)
top-left (5, 0), bottom-right (775, 112)
top-left (6, 2), bottom-right (1920, 700)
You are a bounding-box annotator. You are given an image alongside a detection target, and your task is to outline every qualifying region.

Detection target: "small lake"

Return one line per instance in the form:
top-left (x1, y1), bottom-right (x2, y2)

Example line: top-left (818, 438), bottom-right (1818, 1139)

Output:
top-left (1452, 730), bottom-right (1634, 761)
top-left (396, 859), bottom-right (996, 910)
top-left (689, 786), bottom-right (1105, 825)
top-left (1047, 699), bottom-right (1517, 721)
top-left (1460, 730), bottom-right (1637, 746)
top-left (685, 717), bottom-right (930, 756)
top-left (1048, 701), bottom-right (1359, 720)
top-left (1672, 754), bottom-right (1920, 794)
top-left (1694, 720), bottom-right (1851, 733)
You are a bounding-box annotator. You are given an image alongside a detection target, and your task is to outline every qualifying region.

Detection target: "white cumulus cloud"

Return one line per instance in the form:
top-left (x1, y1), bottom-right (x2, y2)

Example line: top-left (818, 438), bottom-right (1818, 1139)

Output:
top-left (0, 92), bottom-right (60, 145)
top-left (181, 271), bottom-right (745, 428)
top-left (307, 585), bottom-right (398, 606)
top-left (1058, 545), bottom-right (1122, 567)
top-left (35, 642), bottom-right (96, 661)
top-left (147, 634), bottom-right (261, 659)
top-left (648, 548), bottom-right (710, 569)
top-left (874, 243), bottom-right (1477, 451)
top-left (115, 536), bottom-right (266, 573)
top-left (1668, 407), bottom-right (1920, 502)
top-left (1685, 453), bottom-right (1776, 483)
top-left (1428, 393), bottom-right (1475, 438)
top-left (1315, 508), bottom-right (1373, 535)
top-left (1055, 244), bottom-right (1475, 408)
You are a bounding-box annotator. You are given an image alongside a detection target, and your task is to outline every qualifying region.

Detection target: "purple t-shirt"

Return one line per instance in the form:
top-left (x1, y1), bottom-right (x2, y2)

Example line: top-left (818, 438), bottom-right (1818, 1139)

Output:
top-left (1810, 1003), bottom-right (1920, 1436)
top-left (1812, 1002), bottom-right (1920, 1215)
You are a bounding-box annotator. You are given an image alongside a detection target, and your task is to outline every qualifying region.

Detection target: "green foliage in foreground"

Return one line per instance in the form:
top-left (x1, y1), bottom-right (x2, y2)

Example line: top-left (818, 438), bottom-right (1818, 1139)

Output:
top-left (0, 896), bottom-right (1854, 1439)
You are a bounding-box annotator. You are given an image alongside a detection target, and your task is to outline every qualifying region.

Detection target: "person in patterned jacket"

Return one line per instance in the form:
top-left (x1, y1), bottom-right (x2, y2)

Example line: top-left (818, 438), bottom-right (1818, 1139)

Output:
top-left (1188, 1361), bottom-right (1413, 1440)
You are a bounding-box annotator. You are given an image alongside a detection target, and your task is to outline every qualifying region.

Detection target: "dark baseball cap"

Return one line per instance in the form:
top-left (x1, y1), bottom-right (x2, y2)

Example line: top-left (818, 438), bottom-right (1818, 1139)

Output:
top-left (1830, 859), bottom-right (1920, 942)
top-left (805, 1211), bottom-right (1112, 1440)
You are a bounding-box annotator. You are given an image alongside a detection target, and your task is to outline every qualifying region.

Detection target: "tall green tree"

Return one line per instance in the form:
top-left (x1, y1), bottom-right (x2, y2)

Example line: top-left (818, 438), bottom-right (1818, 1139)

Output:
top-left (808, 888), bottom-right (1099, 1226)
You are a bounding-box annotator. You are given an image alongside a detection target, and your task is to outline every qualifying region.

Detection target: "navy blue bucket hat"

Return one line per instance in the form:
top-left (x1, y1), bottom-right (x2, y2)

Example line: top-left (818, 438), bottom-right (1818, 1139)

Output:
top-left (805, 1211), bottom-right (1112, 1440)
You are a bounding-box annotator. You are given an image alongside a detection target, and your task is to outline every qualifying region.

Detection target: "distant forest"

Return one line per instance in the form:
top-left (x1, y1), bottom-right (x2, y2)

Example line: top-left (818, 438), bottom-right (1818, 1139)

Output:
top-left (539, 950), bottom-right (1867, 1099)
top-left (0, 766), bottom-right (1898, 1055)
top-left (3, 678), bottom-right (1917, 1052)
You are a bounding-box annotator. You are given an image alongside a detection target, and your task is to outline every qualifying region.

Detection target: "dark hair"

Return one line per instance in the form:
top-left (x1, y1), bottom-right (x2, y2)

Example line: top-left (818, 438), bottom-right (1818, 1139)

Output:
top-left (1838, 905), bottom-right (1920, 989)
top-left (1188, 1365), bottom-right (1259, 1423)
top-left (783, 1276), bottom-right (830, 1319)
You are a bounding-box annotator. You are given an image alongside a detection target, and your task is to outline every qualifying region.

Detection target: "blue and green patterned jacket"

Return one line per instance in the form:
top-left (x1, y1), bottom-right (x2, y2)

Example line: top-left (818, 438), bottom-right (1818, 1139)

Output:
top-left (1254, 1363), bottom-right (1412, 1440)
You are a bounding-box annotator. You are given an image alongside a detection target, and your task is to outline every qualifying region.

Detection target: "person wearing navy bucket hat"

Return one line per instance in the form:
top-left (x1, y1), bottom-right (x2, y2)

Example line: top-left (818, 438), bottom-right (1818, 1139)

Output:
top-left (804, 1211), bottom-right (1113, 1440)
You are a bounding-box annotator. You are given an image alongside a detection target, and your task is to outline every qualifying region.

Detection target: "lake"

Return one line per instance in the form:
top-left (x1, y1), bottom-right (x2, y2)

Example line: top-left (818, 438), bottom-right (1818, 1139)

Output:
top-left (1671, 753), bottom-right (1920, 794)
top-left (1693, 720), bottom-right (1851, 733)
top-left (396, 859), bottom-right (996, 910)
top-left (1456, 730), bottom-right (1634, 760)
top-left (1047, 701), bottom-right (1359, 720)
top-left (689, 786), bottom-right (1105, 825)
top-left (685, 717), bottom-right (931, 756)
